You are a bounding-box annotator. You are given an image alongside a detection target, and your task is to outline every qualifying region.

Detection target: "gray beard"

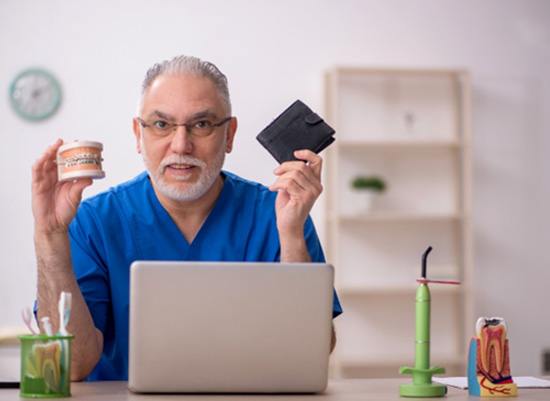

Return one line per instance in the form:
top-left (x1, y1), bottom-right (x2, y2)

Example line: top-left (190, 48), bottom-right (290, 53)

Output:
top-left (141, 137), bottom-right (226, 202)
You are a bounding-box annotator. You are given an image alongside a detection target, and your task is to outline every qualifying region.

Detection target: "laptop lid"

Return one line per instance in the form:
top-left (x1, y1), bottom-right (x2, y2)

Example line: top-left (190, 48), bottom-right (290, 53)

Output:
top-left (128, 262), bottom-right (334, 393)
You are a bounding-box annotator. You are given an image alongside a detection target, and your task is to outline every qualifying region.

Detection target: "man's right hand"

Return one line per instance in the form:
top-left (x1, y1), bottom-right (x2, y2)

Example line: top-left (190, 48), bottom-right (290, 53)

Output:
top-left (32, 139), bottom-right (93, 236)
top-left (33, 139), bottom-right (104, 380)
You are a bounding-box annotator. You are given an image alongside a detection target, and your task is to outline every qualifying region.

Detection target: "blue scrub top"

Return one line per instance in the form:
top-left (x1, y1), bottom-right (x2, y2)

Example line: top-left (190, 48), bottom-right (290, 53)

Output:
top-left (67, 171), bottom-right (342, 380)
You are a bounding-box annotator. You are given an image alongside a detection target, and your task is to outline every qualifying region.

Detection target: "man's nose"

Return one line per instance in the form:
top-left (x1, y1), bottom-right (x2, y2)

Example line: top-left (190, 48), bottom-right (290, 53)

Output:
top-left (170, 125), bottom-right (193, 154)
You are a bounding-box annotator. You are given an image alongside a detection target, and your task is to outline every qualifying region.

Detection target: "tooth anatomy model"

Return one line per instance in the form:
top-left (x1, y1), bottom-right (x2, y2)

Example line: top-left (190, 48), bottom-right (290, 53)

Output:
top-left (399, 246), bottom-right (460, 398)
top-left (468, 317), bottom-right (517, 397)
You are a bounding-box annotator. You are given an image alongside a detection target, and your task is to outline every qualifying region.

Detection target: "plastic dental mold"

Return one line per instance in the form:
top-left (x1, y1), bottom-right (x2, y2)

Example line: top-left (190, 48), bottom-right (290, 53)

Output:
top-left (57, 140), bottom-right (105, 182)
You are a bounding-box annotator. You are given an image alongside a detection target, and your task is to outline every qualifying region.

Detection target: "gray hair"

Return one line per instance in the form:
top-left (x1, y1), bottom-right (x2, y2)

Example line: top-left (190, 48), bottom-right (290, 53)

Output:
top-left (139, 55), bottom-right (231, 114)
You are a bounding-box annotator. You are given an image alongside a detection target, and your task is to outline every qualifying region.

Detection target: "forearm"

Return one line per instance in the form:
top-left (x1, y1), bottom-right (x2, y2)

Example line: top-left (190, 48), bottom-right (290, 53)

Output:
top-left (279, 229), bottom-right (311, 263)
top-left (280, 230), bottom-right (338, 354)
top-left (35, 232), bottom-right (103, 381)
top-left (330, 324), bottom-right (336, 353)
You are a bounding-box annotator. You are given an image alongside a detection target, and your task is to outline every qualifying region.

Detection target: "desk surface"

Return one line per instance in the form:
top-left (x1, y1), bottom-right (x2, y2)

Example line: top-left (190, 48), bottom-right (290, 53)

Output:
top-left (1, 379), bottom-right (548, 400)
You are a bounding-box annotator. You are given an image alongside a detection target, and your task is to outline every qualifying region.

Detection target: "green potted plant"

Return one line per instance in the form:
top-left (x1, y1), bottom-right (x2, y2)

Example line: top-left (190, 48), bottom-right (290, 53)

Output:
top-left (351, 175), bottom-right (387, 212)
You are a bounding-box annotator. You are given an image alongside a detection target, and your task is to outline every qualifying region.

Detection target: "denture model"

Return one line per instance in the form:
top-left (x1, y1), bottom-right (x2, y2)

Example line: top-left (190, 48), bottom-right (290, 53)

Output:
top-left (468, 317), bottom-right (518, 397)
top-left (399, 246), bottom-right (460, 398)
top-left (56, 140), bottom-right (105, 182)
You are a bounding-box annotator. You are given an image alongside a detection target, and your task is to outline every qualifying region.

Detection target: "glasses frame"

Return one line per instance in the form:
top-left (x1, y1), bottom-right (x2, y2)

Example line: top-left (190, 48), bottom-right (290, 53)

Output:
top-left (137, 116), bottom-right (233, 138)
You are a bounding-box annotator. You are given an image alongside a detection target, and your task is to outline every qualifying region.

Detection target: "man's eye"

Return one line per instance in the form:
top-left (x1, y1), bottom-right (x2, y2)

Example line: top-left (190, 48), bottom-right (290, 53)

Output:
top-left (194, 120), bottom-right (213, 129)
top-left (153, 120), bottom-right (170, 130)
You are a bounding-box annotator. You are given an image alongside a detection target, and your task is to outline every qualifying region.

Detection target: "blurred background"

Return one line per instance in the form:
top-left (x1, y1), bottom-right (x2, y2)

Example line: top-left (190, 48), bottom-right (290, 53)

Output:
top-left (1, 0), bottom-right (549, 379)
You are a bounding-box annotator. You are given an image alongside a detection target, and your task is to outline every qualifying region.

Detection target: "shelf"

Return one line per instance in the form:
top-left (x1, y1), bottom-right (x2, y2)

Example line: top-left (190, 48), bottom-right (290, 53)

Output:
top-left (333, 67), bottom-right (467, 76)
top-left (0, 326), bottom-right (27, 345)
top-left (336, 355), bottom-right (465, 369)
top-left (325, 67), bottom-right (472, 379)
top-left (337, 139), bottom-right (461, 150)
top-left (337, 284), bottom-right (461, 297)
top-left (331, 212), bottom-right (461, 223)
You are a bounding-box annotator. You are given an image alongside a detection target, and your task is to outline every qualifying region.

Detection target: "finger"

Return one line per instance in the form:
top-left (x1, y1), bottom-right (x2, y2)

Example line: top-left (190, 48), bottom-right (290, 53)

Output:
top-left (68, 178), bottom-right (93, 205)
top-left (33, 139), bottom-right (63, 179)
top-left (41, 139), bottom-right (64, 173)
top-left (269, 177), bottom-right (307, 197)
top-left (41, 139), bottom-right (64, 163)
top-left (47, 138), bottom-right (64, 153)
top-left (61, 178), bottom-right (92, 213)
top-left (33, 140), bottom-right (59, 174)
top-left (32, 158), bottom-right (44, 182)
top-left (293, 150), bottom-right (322, 179)
top-left (41, 158), bottom-right (58, 177)
top-left (274, 169), bottom-right (321, 197)
top-left (33, 158), bottom-right (59, 190)
top-left (32, 156), bottom-right (57, 188)
top-left (274, 163), bottom-right (322, 193)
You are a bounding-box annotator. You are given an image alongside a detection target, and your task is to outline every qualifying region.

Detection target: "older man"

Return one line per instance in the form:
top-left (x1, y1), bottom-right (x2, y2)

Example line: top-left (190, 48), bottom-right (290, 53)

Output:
top-left (32, 55), bottom-right (342, 381)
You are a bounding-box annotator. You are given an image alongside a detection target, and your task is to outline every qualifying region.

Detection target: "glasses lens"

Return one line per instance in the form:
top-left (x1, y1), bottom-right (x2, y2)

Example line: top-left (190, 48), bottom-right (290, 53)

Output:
top-left (190, 120), bottom-right (217, 137)
top-left (141, 117), bottom-right (230, 138)
top-left (142, 120), bottom-right (173, 137)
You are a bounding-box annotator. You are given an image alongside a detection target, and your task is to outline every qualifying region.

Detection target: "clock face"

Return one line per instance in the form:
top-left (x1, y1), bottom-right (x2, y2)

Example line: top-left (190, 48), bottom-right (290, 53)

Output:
top-left (9, 68), bottom-right (62, 121)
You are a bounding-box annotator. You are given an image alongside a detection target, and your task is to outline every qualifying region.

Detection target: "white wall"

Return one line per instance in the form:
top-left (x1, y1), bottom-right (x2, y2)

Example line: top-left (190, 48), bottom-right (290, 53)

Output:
top-left (1, 0), bottom-right (549, 375)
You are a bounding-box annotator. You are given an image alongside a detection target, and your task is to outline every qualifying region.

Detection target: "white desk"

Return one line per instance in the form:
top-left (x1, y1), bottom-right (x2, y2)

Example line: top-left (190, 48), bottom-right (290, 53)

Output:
top-left (1, 379), bottom-right (549, 400)
top-left (0, 345), bottom-right (19, 381)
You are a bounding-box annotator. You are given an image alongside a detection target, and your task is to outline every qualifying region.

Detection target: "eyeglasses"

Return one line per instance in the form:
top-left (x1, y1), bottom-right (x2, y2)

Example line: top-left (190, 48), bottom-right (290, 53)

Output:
top-left (137, 116), bottom-right (232, 138)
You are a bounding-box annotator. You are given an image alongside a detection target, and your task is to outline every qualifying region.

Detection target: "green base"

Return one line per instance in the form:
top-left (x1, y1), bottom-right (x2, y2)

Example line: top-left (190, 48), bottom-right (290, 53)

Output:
top-left (399, 383), bottom-right (447, 398)
top-left (20, 392), bottom-right (71, 399)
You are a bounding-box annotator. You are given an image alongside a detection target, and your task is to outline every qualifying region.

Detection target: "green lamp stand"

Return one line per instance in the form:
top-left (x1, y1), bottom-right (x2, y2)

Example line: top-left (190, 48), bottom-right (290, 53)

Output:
top-left (399, 246), bottom-right (460, 398)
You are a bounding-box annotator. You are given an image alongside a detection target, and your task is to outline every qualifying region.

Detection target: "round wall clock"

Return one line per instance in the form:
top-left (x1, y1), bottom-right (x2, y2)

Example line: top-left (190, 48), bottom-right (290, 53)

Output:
top-left (9, 68), bottom-right (62, 121)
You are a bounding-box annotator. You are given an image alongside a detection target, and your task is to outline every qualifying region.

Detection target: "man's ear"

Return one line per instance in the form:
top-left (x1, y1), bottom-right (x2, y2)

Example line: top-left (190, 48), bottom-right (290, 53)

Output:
top-left (132, 118), bottom-right (142, 154)
top-left (225, 117), bottom-right (238, 153)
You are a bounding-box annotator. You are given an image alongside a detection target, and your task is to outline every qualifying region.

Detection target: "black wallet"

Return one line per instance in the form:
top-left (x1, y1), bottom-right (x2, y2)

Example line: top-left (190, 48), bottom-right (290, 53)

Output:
top-left (256, 100), bottom-right (335, 163)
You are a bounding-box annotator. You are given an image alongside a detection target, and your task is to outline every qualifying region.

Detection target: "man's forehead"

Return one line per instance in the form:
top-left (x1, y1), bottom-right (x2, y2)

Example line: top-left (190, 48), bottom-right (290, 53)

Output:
top-left (147, 73), bottom-right (217, 97)
top-left (141, 74), bottom-right (225, 116)
top-left (144, 109), bottom-right (219, 121)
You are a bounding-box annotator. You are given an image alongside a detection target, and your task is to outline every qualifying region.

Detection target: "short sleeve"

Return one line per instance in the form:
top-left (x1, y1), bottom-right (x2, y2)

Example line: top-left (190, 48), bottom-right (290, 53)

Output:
top-left (68, 203), bottom-right (111, 335)
top-left (304, 216), bottom-right (343, 319)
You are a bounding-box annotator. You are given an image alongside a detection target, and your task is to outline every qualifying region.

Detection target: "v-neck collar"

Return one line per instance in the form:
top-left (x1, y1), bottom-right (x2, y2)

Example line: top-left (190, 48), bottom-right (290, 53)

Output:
top-left (147, 171), bottom-right (231, 252)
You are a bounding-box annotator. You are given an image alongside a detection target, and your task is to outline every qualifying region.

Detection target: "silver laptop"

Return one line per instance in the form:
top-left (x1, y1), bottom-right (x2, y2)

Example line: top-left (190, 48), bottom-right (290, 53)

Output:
top-left (128, 261), bottom-right (334, 393)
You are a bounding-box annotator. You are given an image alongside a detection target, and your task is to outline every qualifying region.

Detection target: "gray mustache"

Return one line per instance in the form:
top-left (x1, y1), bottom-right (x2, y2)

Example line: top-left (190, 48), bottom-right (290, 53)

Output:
top-left (160, 156), bottom-right (206, 172)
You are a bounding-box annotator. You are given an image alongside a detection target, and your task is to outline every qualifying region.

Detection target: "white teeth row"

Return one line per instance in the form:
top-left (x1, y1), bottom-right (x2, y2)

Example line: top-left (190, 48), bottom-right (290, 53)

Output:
top-left (476, 317), bottom-right (507, 374)
top-left (169, 165), bottom-right (193, 169)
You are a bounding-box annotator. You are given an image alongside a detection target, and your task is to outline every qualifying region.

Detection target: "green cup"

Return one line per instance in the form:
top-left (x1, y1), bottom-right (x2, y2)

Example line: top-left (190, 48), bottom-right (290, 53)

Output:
top-left (19, 334), bottom-right (74, 398)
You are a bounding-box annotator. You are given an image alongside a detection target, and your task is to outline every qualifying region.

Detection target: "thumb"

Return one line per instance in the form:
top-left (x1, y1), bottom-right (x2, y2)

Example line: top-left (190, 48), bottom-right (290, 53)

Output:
top-left (68, 178), bottom-right (93, 205)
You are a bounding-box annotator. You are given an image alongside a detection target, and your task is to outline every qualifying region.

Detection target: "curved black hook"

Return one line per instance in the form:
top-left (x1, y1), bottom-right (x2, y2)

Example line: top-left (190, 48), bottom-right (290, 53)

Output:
top-left (421, 246), bottom-right (433, 278)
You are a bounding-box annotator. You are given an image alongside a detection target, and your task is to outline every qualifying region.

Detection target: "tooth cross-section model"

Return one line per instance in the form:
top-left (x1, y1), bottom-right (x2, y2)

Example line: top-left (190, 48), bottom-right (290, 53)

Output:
top-left (468, 317), bottom-right (517, 397)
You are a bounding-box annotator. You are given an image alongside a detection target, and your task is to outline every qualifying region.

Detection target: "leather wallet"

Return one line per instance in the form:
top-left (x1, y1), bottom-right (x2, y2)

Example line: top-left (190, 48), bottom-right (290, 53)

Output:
top-left (256, 100), bottom-right (335, 163)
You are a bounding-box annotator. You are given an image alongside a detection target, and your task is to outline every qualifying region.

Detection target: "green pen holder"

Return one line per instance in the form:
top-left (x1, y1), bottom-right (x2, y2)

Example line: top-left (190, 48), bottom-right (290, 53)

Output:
top-left (19, 334), bottom-right (74, 398)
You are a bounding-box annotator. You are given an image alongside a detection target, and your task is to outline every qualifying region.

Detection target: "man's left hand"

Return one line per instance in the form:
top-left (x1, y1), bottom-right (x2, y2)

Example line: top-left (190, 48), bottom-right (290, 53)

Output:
top-left (269, 149), bottom-right (323, 237)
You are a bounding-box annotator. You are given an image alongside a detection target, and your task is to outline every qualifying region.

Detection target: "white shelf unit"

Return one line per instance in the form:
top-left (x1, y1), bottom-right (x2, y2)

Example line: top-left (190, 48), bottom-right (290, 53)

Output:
top-left (324, 68), bottom-right (473, 379)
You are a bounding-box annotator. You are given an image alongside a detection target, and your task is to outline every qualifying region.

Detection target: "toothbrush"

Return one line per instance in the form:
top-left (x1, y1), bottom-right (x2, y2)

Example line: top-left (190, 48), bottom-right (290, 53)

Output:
top-left (57, 291), bottom-right (72, 392)
top-left (40, 316), bottom-right (53, 336)
top-left (57, 292), bottom-right (72, 335)
top-left (21, 307), bottom-right (38, 335)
